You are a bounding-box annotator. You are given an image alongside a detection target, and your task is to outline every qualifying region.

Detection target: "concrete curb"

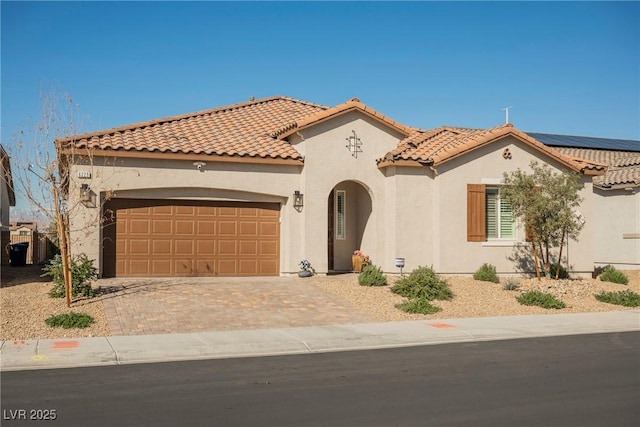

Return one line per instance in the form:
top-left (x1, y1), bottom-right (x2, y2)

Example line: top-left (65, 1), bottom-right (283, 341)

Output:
top-left (2, 310), bottom-right (638, 371)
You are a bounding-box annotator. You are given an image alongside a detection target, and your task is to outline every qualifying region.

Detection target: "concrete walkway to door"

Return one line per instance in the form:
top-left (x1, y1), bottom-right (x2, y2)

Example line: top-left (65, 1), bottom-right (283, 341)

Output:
top-left (99, 275), bottom-right (372, 336)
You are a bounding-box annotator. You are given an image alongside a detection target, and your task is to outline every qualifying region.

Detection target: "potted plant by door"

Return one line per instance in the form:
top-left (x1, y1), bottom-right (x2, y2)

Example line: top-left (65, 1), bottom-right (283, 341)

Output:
top-left (298, 260), bottom-right (315, 277)
top-left (352, 250), bottom-right (371, 273)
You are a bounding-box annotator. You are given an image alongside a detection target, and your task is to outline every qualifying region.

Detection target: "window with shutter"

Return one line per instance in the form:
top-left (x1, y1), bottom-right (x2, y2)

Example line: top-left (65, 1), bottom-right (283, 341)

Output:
top-left (467, 184), bottom-right (486, 242)
top-left (469, 184), bottom-right (516, 242)
top-left (487, 187), bottom-right (515, 240)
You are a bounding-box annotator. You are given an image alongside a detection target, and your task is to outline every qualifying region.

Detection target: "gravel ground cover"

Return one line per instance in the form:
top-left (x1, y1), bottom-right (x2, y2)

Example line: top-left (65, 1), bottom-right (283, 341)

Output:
top-left (1, 265), bottom-right (638, 340)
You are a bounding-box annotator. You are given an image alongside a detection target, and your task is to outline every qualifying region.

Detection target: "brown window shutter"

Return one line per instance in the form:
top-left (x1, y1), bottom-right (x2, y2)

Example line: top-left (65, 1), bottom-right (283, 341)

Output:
top-left (467, 184), bottom-right (486, 242)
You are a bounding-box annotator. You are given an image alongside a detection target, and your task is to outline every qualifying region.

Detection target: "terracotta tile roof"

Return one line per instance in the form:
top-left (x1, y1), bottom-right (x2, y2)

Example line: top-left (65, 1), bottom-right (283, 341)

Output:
top-left (57, 96), bottom-right (327, 161)
top-left (271, 97), bottom-right (414, 139)
top-left (378, 124), bottom-right (606, 174)
top-left (554, 148), bottom-right (640, 188)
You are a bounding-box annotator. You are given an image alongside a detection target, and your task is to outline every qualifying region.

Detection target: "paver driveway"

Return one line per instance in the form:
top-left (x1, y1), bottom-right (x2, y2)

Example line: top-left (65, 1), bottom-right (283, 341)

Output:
top-left (99, 275), bottom-right (372, 335)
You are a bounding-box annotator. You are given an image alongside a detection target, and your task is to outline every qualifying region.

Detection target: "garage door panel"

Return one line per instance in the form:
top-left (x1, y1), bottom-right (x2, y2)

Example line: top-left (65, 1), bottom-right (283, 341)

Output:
top-left (218, 221), bottom-right (237, 236)
top-left (197, 220), bottom-right (215, 236)
top-left (217, 259), bottom-right (237, 275)
top-left (239, 208), bottom-right (259, 217)
top-left (175, 206), bottom-right (196, 215)
top-left (260, 209), bottom-right (279, 218)
top-left (239, 241), bottom-right (257, 255)
top-left (153, 220), bottom-right (172, 234)
top-left (239, 222), bottom-right (258, 236)
top-left (218, 240), bottom-right (237, 255)
top-left (259, 260), bottom-right (278, 275)
top-left (175, 240), bottom-right (195, 256)
top-left (130, 219), bottom-right (150, 234)
top-left (197, 240), bottom-right (215, 255)
top-left (174, 260), bottom-right (193, 275)
top-left (129, 259), bottom-right (150, 275)
top-left (259, 240), bottom-right (278, 256)
top-left (260, 222), bottom-right (278, 236)
top-left (152, 240), bottom-right (172, 255)
top-left (239, 260), bottom-right (258, 275)
top-left (175, 221), bottom-right (195, 235)
top-left (110, 200), bottom-right (279, 277)
top-left (153, 206), bottom-right (172, 215)
top-left (195, 260), bottom-right (215, 275)
top-left (130, 207), bottom-right (152, 216)
top-left (218, 207), bottom-right (237, 217)
top-left (197, 206), bottom-right (216, 216)
top-left (129, 240), bottom-right (150, 255)
top-left (152, 260), bottom-right (172, 275)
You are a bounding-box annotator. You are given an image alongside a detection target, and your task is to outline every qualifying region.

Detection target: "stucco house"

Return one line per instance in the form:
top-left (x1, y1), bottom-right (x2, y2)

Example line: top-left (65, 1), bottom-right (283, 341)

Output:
top-left (56, 96), bottom-right (638, 278)
top-left (1, 145), bottom-right (17, 269)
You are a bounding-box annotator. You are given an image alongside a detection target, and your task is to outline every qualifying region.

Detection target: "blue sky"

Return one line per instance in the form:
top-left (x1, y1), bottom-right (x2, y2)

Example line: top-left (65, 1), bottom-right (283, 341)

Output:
top-left (2, 1), bottom-right (639, 210)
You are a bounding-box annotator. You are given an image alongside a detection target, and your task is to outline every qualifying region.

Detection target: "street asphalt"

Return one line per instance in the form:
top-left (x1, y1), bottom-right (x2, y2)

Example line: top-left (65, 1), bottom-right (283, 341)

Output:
top-left (1, 310), bottom-right (638, 371)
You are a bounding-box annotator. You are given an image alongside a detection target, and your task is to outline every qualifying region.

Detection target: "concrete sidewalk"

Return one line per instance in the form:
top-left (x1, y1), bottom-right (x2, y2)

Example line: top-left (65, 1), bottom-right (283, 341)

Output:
top-left (1, 310), bottom-right (638, 371)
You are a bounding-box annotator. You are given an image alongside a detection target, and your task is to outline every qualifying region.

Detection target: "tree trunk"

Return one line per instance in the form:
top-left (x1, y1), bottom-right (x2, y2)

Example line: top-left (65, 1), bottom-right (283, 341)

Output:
top-left (555, 229), bottom-right (566, 279)
top-left (52, 182), bottom-right (72, 308)
top-left (532, 240), bottom-right (541, 280)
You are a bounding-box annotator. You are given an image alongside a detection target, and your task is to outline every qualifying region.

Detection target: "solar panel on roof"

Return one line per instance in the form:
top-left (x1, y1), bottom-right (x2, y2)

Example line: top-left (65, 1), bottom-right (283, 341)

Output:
top-left (527, 132), bottom-right (640, 152)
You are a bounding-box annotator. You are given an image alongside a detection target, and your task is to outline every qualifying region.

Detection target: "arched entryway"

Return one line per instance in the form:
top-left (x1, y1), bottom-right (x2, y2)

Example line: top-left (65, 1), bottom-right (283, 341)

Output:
top-left (327, 181), bottom-right (373, 272)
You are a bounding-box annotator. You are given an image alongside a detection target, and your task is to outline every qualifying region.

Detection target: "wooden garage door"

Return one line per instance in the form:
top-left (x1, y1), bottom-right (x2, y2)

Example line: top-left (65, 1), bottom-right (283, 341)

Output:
top-left (103, 199), bottom-right (280, 277)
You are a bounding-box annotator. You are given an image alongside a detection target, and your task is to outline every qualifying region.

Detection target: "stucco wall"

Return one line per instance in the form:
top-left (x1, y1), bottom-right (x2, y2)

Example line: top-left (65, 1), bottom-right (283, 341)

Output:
top-left (428, 136), bottom-right (596, 276)
top-left (594, 188), bottom-right (639, 269)
top-left (1, 178), bottom-right (10, 229)
top-left (68, 158), bottom-right (303, 276)
top-left (292, 111), bottom-right (405, 273)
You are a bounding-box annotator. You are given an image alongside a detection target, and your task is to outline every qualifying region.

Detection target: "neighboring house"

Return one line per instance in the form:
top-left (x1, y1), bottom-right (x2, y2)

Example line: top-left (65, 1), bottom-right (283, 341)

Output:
top-left (9, 221), bottom-right (39, 265)
top-left (1, 145), bottom-right (17, 269)
top-left (57, 96), bottom-right (637, 278)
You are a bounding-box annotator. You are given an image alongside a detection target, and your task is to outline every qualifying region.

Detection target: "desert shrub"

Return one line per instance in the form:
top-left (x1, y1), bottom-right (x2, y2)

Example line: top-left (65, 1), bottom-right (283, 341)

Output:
top-left (473, 263), bottom-right (499, 283)
top-left (43, 254), bottom-right (98, 298)
top-left (45, 312), bottom-right (94, 329)
top-left (391, 266), bottom-right (453, 301)
top-left (396, 298), bottom-right (441, 314)
top-left (595, 290), bottom-right (640, 307)
top-left (548, 263), bottom-right (570, 279)
top-left (516, 290), bottom-right (566, 309)
top-left (503, 278), bottom-right (520, 291)
top-left (358, 264), bottom-right (387, 286)
top-left (598, 265), bottom-right (629, 285)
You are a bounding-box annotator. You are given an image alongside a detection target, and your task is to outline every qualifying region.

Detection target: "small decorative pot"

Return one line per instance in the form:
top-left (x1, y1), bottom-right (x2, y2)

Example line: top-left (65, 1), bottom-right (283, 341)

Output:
top-left (352, 255), bottom-right (364, 273)
top-left (298, 270), bottom-right (313, 278)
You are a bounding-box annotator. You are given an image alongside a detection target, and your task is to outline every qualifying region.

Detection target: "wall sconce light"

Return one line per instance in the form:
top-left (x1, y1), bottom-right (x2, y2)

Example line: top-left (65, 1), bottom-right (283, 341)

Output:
top-left (80, 183), bottom-right (96, 207)
top-left (293, 190), bottom-right (304, 212)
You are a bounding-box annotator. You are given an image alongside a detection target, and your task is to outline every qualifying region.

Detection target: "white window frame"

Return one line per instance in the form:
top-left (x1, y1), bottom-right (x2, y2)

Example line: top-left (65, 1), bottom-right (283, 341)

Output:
top-left (335, 190), bottom-right (346, 240)
top-left (486, 187), bottom-right (516, 241)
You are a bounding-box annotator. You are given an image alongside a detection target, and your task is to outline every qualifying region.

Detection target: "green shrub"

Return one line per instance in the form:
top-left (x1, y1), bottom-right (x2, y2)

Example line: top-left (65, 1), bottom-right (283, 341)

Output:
top-left (548, 263), bottom-right (570, 279)
top-left (473, 263), bottom-right (500, 283)
top-left (391, 266), bottom-right (453, 301)
top-left (598, 265), bottom-right (629, 285)
top-left (45, 312), bottom-right (94, 329)
top-left (43, 254), bottom-right (98, 298)
top-left (516, 290), bottom-right (566, 309)
top-left (503, 278), bottom-right (520, 291)
top-left (358, 264), bottom-right (387, 286)
top-left (595, 289), bottom-right (640, 307)
top-left (396, 298), bottom-right (442, 314)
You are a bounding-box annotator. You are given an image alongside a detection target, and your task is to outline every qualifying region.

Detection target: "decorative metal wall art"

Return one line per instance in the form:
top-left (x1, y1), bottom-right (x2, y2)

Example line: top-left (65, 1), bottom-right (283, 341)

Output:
top-left (345, 130), bottom-right (363, 158)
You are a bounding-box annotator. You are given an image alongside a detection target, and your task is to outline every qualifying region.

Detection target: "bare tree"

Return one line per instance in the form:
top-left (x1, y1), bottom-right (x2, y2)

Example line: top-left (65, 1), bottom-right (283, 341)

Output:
top-left (9, 87), bottom-right (91, 307)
